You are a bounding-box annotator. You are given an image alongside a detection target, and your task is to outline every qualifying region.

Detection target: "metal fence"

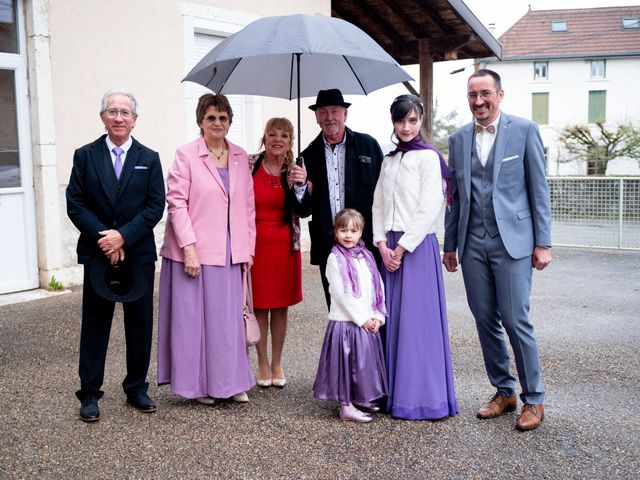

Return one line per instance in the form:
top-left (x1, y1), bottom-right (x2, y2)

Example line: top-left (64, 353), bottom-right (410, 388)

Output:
top-left (434, 176), bottom-right (640, 251)
top-left (547, 177), bottom-right (640, 250)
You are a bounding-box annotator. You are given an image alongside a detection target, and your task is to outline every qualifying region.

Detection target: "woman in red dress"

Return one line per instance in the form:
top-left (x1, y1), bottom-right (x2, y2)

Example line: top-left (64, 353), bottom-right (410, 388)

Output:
top-left (250, 118), bottom-right (308, 388)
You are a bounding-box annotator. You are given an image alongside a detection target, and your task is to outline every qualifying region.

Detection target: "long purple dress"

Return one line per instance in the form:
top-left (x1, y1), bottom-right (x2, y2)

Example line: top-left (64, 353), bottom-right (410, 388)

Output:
top-left (157, 167), bottom-right (255, 399)
top-left (383, 231), bottom-right (458, 420)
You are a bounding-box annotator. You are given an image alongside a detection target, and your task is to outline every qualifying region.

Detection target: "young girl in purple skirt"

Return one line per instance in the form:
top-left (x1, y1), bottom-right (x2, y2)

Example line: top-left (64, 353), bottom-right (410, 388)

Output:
top-left (312, 209), bottom-right (388, 423)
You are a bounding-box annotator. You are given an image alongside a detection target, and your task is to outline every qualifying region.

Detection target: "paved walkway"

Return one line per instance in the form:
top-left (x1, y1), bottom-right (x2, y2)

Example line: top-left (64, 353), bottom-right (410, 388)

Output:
top-left (1, 249), bottom-right (638, 479)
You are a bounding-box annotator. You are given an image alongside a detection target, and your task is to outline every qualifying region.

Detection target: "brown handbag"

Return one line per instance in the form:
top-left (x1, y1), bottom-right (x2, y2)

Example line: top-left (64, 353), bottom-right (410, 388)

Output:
top-left (243, 266), bottom-right (260, 346)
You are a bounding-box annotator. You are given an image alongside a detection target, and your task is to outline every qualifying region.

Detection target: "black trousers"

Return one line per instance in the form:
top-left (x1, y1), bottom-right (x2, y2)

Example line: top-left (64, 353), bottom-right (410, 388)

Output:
top-left (76, 261), bottom-right (155, 402)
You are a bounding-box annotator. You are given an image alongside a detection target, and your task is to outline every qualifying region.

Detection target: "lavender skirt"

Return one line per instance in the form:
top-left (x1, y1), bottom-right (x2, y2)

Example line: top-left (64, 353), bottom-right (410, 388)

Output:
top-left (313, 320), bottom-right (388, 406)
top-left (383, 232), bottom-right (458, 420)
top-left (157, 257), bottom-right (255, 399)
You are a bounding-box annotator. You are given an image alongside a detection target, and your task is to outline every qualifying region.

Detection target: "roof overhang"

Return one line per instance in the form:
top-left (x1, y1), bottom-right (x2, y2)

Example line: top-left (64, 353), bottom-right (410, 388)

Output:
top-left (332, 0), bottom-right (502, 65)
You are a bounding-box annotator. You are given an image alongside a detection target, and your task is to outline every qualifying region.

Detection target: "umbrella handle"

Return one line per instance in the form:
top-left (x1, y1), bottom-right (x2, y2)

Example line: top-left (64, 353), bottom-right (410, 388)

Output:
top-left (296, 53), bottom-right (301, 158)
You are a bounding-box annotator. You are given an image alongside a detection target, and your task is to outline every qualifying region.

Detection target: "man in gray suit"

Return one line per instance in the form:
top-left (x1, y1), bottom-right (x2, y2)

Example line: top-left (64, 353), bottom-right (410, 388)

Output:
top-left (443, 69), bottom-right (551, 431)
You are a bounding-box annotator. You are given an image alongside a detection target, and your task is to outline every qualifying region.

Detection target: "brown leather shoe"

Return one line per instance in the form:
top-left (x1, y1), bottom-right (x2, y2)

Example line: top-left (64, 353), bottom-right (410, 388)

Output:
top-left (476, 393), bottom-right (517, 419)
top-left (515, 403), bottom-right (544, 431)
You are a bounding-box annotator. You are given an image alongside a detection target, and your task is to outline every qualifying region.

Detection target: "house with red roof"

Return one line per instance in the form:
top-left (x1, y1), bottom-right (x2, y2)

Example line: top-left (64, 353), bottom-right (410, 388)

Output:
top-left (479, 6), bottom-right (640, 175)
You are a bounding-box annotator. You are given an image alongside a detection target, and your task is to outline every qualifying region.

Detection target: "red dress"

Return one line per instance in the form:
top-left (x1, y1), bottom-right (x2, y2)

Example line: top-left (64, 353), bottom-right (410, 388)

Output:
top-left (251, 166), bottom-right (302, 309)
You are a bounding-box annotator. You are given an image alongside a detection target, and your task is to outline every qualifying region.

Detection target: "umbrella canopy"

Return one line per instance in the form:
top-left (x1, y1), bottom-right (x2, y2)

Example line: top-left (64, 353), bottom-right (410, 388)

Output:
top-left (183, 14), bottom-right (413, 154)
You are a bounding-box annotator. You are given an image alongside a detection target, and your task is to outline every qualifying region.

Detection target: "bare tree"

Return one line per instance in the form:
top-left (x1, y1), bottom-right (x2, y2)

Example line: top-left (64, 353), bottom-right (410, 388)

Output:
top-left (432, 100), bottom-right (461, 157)
top-left (557, 122), bottom-right (640, 175)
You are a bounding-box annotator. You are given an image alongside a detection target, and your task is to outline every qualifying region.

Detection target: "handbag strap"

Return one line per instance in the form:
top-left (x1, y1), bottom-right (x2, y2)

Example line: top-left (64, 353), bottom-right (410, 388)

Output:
top-left (242, 265), bottom-right (254, 313)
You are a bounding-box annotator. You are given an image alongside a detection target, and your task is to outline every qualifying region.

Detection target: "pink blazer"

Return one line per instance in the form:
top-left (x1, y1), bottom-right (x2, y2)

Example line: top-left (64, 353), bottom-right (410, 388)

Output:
top-left (160, 137), bottom-right (256, 266)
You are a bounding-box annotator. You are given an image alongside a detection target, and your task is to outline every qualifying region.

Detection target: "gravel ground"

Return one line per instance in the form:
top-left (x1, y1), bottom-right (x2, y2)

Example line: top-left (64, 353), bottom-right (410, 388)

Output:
top-left (0, 249), bottom-right (638, 479)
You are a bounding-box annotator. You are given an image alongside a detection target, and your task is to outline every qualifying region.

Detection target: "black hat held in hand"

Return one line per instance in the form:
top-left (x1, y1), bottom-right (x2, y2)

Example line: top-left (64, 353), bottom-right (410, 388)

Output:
top-left (90, 255), bottom-right (147, 303)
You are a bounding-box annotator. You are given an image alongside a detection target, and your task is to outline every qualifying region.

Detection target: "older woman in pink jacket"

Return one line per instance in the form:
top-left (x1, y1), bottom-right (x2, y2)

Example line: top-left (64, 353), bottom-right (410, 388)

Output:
top-left (157, 93), bottom-right (256, 405)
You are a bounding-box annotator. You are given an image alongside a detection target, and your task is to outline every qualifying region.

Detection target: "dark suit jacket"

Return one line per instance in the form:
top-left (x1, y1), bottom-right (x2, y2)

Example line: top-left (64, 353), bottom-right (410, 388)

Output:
top-left (300, 127), bottom-right (383, 265)
top-left (66, 134), bottom-right (165, 265)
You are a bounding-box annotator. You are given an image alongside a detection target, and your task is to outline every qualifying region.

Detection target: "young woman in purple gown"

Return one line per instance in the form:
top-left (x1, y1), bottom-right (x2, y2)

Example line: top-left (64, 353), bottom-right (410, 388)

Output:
top-left (372, 94), bottom-right (458, 420)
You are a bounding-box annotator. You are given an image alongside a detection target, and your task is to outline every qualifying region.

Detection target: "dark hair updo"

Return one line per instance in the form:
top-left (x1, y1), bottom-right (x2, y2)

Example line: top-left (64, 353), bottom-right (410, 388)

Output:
top-left (390, 94), bottom-right (424, 123)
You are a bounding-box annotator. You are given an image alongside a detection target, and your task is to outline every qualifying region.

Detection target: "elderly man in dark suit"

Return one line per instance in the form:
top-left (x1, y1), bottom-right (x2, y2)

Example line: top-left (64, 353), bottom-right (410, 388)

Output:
top-left (443, 69), bottom-right (552, 431)
top-left (289, 89), bottom-right (383, 308)
top-left (66, 90), bottom-right (165, 422)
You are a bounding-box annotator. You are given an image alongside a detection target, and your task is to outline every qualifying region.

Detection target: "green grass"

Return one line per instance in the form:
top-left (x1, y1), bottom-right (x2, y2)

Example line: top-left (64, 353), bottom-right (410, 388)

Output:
top-left (48, 275), bottom-right (64, 291)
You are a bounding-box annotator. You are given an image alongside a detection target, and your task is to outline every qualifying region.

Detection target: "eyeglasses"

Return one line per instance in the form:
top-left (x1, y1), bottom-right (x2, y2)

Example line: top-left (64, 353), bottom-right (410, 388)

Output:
top-left (467, 90), bottom-right (497, 100)
top-left (104, 108), bottom-right (133, 118)
top-left (105, 108), bottom-right (133, 118)
top-left (204, 114), bottom-right (229, 123)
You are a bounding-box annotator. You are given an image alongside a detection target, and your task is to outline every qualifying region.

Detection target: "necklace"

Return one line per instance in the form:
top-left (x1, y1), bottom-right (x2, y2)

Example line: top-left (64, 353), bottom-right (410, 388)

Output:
top-left (207, 144), bottom-right (225, 161)
top-left (263, 161), bottom-right (282, 177)
top-left (262, 160), bottom-right (282, 188)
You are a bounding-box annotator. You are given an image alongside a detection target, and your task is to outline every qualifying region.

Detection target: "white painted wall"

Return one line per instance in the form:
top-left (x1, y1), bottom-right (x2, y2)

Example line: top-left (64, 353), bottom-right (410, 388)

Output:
top-left (25, 0), bottom-right (330, 289)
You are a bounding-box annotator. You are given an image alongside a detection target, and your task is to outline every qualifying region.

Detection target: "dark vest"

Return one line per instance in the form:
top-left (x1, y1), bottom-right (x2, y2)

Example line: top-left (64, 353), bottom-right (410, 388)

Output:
top-left (468, 139), bottom-right (499, 238)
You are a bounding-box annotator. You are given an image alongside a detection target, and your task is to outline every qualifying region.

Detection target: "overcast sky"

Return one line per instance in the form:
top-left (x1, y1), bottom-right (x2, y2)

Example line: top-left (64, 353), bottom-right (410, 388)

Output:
top-left (346, 0), bottom-right (638, 148)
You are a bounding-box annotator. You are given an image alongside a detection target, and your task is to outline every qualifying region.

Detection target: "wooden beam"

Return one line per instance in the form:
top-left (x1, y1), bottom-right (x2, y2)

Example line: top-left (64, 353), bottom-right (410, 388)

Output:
top-left (415, 0), bottom-right (453, 33)
top-left (331, 4), bottom-right (402, 48)
top-left (403, 81), bottom-right (419, 96)
top-left (419, 39), bottom-right (433, 143)
top-left (378, 0), bottom-right (432, 38)
top-left (430, 34), bottom-right (473, 52)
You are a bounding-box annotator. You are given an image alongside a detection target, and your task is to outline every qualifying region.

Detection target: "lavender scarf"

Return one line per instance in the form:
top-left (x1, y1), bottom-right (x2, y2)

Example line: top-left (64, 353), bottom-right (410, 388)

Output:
top-left (331, 241), bottom-right (386, 316)
top-left (388, 137), bottom-right (453, 206)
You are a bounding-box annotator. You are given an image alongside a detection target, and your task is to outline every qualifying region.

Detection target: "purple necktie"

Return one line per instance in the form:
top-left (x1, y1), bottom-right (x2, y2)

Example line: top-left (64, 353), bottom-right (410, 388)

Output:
top-left (112, 146), bottom-right (124, 179)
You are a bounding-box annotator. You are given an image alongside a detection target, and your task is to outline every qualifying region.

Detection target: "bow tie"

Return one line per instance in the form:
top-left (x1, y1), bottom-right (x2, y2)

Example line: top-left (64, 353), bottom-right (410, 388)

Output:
top-left (475, 124), bottom-right (496, 134)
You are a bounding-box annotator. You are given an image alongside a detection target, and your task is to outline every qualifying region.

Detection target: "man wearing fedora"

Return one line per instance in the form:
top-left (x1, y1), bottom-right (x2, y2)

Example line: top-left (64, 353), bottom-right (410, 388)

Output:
top-left (66, 90), bottom-right (165, 422)
top-left (295, 89), bottom-right (383, 307)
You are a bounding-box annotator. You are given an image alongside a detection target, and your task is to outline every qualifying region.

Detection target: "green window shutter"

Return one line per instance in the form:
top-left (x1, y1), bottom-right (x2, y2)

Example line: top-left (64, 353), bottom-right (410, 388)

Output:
top-left (588, 90), bottom-right (606, 123)
top-left (532, 92), bottom-right (549, 125)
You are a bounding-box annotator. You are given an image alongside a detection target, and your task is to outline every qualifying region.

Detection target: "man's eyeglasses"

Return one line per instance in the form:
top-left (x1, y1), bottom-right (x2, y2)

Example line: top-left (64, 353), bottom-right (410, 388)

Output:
top-left (105, 109), bottom-right (133, 118)
top-left (467, 90), bottom-right (497, 100)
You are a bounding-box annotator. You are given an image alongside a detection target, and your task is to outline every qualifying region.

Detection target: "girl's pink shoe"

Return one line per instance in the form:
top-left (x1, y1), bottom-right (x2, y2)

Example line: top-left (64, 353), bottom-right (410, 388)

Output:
top-left (339, 404), bottom-right (372, 423)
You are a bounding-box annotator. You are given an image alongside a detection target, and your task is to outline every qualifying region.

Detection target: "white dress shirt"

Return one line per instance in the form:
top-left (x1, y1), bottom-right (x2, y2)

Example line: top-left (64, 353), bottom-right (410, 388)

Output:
top-left (105, 136), bottom-right (133, 168)
top-left (475, 113), bottom-right (500, 167)
top-left (323, 135), bottom-right (347, 222)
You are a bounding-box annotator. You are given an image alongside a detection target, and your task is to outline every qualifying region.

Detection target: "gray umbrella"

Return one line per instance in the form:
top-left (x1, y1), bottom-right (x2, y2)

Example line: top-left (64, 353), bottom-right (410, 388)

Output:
top-left (183, 13), bottom-right (413, 155)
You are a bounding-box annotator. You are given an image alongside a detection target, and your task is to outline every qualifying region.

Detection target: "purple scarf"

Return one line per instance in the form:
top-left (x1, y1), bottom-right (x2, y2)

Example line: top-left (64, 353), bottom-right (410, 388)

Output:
top-left (388, 137), bottom-right (453, 206)
top-left (331, 241), bottom-right (386, 316)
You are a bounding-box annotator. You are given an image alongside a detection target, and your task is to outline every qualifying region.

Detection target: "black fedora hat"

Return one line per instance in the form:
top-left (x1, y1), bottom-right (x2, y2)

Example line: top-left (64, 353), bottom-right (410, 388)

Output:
top-left (90, 255), bottom-right (147, 303)
top-left (308, 89), bottom-right (351, 111)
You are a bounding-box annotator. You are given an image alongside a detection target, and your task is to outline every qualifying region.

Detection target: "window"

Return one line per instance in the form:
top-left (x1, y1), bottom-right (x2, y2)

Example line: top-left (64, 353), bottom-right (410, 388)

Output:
top-left (588, 90), bottom-right (606, 123)
top-left (551, 20), bottom-right (568, 32)
top-left (586, 145), bottom-right (606, 176)
top-left (0, 0), bottom-right (19, 54)
top-left (590, 60), bottom-right (606, 79)
top-left (189, 33), bottom-right (247, 149)
top-left (534, 61), bottom-right (548, 80)
top-left (532, 93), bottom-right (549, 125)
top-left (0, 69), bottom-right (20, 188)
top-left (622, 17), bottom-right (639, 29)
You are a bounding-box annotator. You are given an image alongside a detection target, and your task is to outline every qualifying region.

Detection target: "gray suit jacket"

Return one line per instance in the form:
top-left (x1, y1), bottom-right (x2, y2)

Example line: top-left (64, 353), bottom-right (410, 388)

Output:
top-left (443, 113), bottom-right (552, 260)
